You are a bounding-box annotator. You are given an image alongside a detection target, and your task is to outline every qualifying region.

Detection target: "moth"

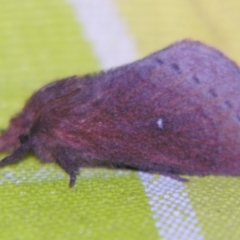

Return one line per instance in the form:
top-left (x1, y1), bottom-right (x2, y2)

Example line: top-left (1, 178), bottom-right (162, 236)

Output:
top-left (1, 39), bottom-right (240, 187)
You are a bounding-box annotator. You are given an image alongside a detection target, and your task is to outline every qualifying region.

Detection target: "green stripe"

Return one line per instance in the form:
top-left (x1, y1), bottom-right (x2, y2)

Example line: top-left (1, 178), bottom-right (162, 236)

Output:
top-left (186, 176), bottom-right (240, 240)
top-left (0, 168), bottom-right (159, 240)
top-left (0, 0), bottom-right (98, 127)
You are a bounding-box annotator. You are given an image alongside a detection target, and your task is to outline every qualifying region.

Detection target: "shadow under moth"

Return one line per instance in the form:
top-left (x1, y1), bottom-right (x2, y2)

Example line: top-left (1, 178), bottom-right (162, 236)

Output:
top-left (0, 39), bottom-right (240, 187)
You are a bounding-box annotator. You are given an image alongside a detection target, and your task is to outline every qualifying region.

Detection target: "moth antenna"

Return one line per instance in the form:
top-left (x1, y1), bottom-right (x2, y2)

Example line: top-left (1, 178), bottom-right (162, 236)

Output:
top-left (0, 138), bottom-right (31, 167)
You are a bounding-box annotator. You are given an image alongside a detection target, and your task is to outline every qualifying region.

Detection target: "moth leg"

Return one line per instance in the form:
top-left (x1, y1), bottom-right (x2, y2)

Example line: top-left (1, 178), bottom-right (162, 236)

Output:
top-left (55, 148), bottom-right (81, 187)
top-left (57, 157), bottom-right (80, 187)
top-left (0, 141), bottom-right (31, 167)
top-left (69, 170), bottom-right (78, 188)
top-left (162, 173), bottom-right (189, 182)
top-left (146, 166), bottom-right (189, 182)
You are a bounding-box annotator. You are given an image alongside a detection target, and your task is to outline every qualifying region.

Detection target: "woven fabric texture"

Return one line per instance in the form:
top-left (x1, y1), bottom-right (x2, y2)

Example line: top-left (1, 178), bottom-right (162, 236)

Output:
top-left (0, 0), bottom-right (240, 239)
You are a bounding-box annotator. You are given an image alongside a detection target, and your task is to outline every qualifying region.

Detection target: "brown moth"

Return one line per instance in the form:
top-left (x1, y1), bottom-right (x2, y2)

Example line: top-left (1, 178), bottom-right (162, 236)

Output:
top-left (1, 39), bottom-right (240, 187)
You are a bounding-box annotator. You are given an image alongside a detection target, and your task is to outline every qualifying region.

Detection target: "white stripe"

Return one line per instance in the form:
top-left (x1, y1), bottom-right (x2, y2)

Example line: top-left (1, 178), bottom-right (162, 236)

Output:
top-left (0, 167), bottom-right (131, 185)
top-left (68, 0), bottom-right (138, 69)
top-left (139, 173), bottom-right (204, 240)
top-left (68, 1), bottom-right (204, 239)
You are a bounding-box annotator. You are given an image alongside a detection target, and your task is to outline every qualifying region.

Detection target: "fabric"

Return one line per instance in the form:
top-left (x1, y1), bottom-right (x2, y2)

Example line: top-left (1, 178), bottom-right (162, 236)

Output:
top-left (0, 0), bottom-right (240, 239)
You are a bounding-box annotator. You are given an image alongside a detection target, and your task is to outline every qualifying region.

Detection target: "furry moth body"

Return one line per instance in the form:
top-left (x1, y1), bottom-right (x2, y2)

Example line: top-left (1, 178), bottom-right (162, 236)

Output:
top-left (1, 39), bottom-right (240, 187)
